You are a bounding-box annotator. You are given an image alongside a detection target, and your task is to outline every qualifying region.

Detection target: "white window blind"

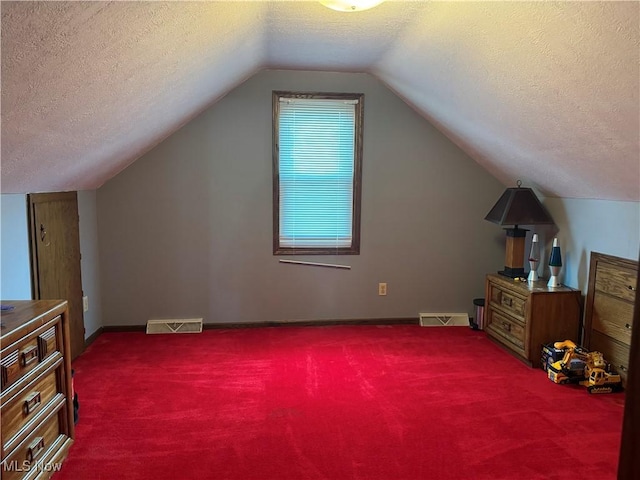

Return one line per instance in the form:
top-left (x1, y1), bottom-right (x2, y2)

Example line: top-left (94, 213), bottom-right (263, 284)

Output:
top-left (277, 97), bottom-right (357, 249)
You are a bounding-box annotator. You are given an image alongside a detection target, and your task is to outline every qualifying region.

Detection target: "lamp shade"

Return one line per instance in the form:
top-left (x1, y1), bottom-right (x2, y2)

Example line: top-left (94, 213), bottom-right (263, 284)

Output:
top-left (484, 187), bottom-right (554, 227)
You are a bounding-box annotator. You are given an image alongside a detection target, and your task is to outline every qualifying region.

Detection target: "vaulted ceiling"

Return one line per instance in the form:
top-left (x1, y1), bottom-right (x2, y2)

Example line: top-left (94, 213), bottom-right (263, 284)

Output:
top-left (2, 1), bottom-right (638, 200)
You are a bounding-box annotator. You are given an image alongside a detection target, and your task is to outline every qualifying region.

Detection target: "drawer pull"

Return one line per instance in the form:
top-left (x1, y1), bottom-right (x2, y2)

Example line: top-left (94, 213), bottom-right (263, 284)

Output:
top-left (26, 436), bottom-right (45, 462)
top-left (23, 391), bottom-right (42, 415)
top-left (501, 322), bottom-right (511, 332)
top-left (628, 285), bottom-right (637, 291)
top-left (619, 365), bottom-right (628, 373)
top-left (625, 323), bottom-right (632, 330)
top-left (20, 345), bottom-right (39, 366)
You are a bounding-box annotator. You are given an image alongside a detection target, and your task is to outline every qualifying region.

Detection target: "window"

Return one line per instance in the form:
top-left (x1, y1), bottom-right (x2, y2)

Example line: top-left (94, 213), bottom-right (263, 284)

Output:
top-left (272, 91), bottom-right (364, 255)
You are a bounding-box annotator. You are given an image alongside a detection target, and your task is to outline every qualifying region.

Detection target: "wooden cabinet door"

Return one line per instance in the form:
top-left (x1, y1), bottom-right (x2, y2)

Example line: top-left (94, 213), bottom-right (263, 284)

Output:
top-left (28, 192), bottom-right (85, 360)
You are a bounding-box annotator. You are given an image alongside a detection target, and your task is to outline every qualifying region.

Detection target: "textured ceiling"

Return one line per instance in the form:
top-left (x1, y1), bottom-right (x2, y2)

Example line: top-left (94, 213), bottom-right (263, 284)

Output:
top-left (1, 1), bottom-right (639, 200)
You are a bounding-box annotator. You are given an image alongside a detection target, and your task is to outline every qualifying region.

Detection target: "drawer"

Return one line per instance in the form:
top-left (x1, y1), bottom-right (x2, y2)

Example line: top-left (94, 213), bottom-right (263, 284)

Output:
top-left (590, 331), bottom-right (630, 385)
top-left (486, 309), bottom-right (526, 354)
top-left (595, 262), bottom-right (637, 302)
top-left (38, 324), bottom-right (60, 362)
top-left (1, 339), bottom-right (40, 390)
top-left (1, 363), bottom-right (62, 451)
top-left (592, 291), bottom-right (634, 346)
top-left (1, 399), bottom-right (68, 480)
top-left (488, 283), bottom-right (526, 322)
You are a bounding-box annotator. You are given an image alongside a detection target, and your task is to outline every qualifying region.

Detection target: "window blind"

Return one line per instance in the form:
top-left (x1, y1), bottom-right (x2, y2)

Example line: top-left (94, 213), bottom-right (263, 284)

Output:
top-left (278, 97), bottom-right (357, 248)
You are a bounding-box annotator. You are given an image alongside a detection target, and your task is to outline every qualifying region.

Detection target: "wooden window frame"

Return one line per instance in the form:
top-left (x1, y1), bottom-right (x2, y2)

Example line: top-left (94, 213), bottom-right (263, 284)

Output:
top-left (272, 91), bottom-right (364, 255)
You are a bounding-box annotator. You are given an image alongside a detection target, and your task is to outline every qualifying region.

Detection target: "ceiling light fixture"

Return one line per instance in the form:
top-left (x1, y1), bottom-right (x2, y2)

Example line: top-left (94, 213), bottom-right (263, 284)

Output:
top-left (319, 0), bottom-right (384, 12)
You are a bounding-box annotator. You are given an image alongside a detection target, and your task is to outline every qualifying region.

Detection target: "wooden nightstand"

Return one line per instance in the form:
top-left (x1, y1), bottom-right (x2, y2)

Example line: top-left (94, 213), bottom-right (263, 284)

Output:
top-left (484, 274), bottom-right (582, 367)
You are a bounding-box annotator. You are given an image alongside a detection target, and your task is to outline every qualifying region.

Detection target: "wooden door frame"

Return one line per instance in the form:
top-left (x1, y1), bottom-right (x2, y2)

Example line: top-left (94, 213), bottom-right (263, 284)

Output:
top-left (27, 192), bottom-right (78, 300)
top-left (28, 192), bottom-right (79, 300)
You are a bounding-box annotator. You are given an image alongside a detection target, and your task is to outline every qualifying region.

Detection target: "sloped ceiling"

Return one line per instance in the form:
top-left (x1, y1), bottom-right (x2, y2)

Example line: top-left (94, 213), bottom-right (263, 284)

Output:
top-left (2, 1), bottom-right (638, 200)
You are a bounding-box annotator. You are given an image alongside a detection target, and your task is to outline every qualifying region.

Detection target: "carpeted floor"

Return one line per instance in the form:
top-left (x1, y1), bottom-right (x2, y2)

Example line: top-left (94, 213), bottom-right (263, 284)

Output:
top-left (54, 325), bottom-right (625, 480)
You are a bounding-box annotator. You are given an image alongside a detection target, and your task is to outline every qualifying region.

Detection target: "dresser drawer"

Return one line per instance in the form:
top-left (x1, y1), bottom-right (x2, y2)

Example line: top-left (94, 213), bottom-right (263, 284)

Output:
top-left (1, 317), bottom-right (62, 393)
top-left (1, 360), bottom-right (63, 452)
top-left (1, 339), bottom-right (41, 390)
top-left (595, 262), bottom-right (637, 302)
top-left (488, 283), bottom-right (526, 322)
top-left (486, 309), bottom-right (526, 354)
top-left (1, 399), bottom-right (68, 480)
top-left (590, 331), bottom-right (630, 385)
top-left (592, 292), bottom-right (634, 346)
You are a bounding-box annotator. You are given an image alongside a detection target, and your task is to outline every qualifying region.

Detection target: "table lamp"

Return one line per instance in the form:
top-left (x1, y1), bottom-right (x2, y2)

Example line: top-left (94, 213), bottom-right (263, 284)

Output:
top-left (485, 181), bottom-right (554, 278)
top-left (528, 233), bottom-right (540, 282)
top-left (547, 237), bottom-right (563, 287)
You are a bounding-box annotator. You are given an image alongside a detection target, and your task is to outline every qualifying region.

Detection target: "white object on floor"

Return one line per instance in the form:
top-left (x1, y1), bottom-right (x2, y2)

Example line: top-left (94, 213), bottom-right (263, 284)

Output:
top-left (419, 313), bottom-right (470, 327)
top-left (146, 318), bottom-right (203, 334)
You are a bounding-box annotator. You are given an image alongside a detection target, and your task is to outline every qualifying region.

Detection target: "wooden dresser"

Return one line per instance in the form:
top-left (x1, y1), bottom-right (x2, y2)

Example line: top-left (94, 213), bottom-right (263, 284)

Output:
top-left (1, 300), bottom-right (74, 479)
top-left (583, 252), bottom-right (638, 387)
top-left (484, 273), bottom-right (582, 367)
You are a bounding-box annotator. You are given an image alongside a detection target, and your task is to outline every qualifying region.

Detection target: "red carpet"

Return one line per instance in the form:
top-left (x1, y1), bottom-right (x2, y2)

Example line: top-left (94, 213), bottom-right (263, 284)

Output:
top-left (54, 325), bottom-right (624, 480)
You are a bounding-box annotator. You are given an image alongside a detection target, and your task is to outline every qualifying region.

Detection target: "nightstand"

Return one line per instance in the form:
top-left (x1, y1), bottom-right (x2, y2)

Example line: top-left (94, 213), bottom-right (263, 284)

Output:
top-left (484, 274), bottom-right (581, 367)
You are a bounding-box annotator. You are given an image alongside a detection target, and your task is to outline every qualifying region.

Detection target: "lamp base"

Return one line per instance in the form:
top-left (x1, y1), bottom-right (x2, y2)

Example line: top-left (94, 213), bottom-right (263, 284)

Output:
top-left (547, 276), bottom-right (561, 288)
top-left (548, 265), bottom-right (562, 287)
top-left (498, 267), bottom-right (526, 278)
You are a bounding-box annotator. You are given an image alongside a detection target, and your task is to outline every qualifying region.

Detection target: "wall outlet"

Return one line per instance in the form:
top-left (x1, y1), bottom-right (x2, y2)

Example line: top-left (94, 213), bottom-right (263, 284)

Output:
top-left (83, 296), bottom-right (89, 312)
top-left (378, 283), bottom-right (387, 296)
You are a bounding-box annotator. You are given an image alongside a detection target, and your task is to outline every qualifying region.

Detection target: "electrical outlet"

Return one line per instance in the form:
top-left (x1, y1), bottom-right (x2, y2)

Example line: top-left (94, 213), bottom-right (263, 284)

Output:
top-left (83, 296), bottom-right (89, 312)
top-left (378, 283), bottom-right (387, 296)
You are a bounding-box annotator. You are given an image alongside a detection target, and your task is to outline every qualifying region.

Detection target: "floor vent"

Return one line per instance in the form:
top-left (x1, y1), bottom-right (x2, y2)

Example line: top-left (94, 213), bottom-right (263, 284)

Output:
top-left (419, 313), bottom-right (470, 327)
top-left (146, 318), bottom-right (203, 334)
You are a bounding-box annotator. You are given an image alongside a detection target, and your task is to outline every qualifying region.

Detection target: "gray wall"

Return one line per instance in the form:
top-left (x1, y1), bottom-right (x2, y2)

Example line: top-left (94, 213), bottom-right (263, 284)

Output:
top-left (536, 198), bottom-right (640, 292)
top-left (97, 70), bottom-right (506, 326)
top-left (0, 194), bottom-right (31, 299)
top-left (78, 190), bottom-right (103, 338)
